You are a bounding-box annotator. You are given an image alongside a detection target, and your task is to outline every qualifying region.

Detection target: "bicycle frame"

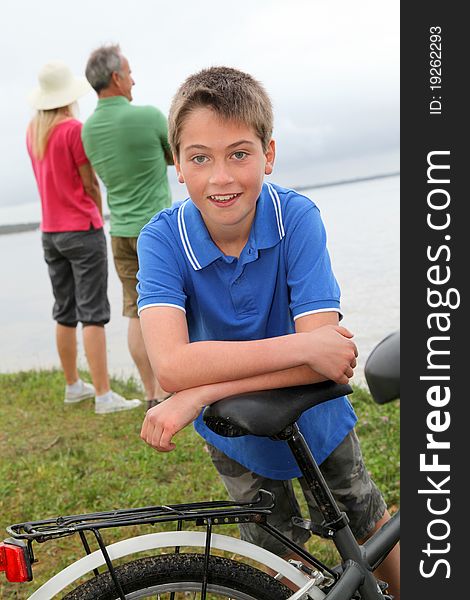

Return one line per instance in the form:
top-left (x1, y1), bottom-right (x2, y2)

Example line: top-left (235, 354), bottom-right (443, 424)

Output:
top-left (200, 375), bottom-right (400, 599)
top-left (278, 421), bottom-right (400, 599)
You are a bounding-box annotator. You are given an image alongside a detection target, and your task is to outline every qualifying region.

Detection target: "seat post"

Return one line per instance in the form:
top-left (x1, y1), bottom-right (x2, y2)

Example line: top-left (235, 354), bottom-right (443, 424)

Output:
top-left (283, 423), bottom-right (343, 525)
top-left (283, 423), bottom-right (380, 589)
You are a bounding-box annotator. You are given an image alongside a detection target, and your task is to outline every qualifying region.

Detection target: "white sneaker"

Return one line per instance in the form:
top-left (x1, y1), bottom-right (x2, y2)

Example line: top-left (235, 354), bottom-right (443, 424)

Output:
top-left (95, 391), bottom-right (142, 414)
top-left (64, 380), bottom-right (96, 404)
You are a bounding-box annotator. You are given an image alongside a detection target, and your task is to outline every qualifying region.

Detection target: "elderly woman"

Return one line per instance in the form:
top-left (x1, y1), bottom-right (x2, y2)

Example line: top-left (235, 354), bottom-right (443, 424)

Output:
top-left (27, 60), bottom-right (141, 414)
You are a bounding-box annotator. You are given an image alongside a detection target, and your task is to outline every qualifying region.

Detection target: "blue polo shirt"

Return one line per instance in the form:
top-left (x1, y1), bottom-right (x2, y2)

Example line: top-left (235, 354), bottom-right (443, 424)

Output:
top-left (137, 182), bottom-right (357, 479)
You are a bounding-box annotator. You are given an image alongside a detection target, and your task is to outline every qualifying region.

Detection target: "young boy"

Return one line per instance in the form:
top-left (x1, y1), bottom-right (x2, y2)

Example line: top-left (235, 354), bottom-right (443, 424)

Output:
top-left (137, 66), bottom-right (399, 597)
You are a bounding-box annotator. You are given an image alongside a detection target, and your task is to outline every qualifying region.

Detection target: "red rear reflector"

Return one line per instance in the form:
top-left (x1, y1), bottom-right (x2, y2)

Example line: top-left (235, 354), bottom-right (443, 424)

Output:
top-left (0, 541), bottom-right (32, 582)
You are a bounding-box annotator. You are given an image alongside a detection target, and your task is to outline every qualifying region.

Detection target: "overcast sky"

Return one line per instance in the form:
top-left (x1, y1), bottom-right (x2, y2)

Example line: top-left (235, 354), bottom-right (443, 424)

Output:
top-left (1, 0), bottom-right (399, 213)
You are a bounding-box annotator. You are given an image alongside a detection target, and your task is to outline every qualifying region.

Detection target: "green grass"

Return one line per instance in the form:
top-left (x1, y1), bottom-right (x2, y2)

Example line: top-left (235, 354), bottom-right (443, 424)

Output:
top-left (0, 370), bottom-right (399, 598)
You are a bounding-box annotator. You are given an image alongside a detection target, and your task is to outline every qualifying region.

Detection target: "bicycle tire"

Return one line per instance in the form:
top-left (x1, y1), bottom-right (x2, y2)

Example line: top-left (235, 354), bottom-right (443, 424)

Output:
top-left (62, 552), bottom-right (292, 599)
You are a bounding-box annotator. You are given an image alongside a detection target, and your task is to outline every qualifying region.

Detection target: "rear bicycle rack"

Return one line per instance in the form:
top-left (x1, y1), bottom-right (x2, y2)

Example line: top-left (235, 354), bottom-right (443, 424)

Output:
top-left (7, 492), bottom-right (277, 600)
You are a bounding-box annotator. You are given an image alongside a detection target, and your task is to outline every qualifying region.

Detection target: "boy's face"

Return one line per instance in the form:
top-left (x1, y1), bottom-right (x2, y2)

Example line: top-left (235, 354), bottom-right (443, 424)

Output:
top-left (174, 107), bottom-right (275, 240)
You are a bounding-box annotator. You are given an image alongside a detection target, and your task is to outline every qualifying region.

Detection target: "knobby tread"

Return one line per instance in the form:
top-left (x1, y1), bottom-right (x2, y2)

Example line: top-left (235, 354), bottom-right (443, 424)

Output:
top-left (62, 552), bottom-right (292, 599)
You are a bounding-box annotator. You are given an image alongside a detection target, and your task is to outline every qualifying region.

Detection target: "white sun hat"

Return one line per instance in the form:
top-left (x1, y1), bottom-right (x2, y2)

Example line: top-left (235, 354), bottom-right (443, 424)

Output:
top-left (28, 60), bottom-right (92, 110)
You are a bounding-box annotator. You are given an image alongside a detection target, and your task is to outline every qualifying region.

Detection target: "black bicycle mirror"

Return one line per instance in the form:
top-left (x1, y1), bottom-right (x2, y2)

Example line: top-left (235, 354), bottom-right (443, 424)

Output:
top-left (364, 331), bottom-right (400, 404)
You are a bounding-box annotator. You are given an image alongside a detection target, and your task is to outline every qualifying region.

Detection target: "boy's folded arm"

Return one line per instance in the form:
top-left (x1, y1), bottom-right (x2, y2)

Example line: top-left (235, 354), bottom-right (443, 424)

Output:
top-left (142, 358), bottom-right (353, 453)
top-left (140, 307), bottom-right (357, 393)
top-left (181, 312), bottom-right (355, 405)
top-left (140, 306), bottom-right (306, 391)
top-left (141, 310), bottom-right (357, 452)
top-left (141, 366), bottom-right (322, 452)
top-left (192, 365), bottom-right (325, 405)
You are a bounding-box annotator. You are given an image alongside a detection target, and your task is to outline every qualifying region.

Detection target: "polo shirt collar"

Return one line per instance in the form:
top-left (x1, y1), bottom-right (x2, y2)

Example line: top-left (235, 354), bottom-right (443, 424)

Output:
top-left (252, 182), bottom-right (286, 249)
top-left (97, 96), bottom-right (130, 108)
top-left (178, 183), bottom-right (285, 271)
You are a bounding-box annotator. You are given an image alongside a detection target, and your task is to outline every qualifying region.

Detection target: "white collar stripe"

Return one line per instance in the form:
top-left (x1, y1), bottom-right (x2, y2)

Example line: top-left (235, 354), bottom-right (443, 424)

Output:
top-left (267, 183), bottom-right (285, 239)
top-left (267, 184), bottom-right (281, 239)
top-left (178, 202), bottom-right (201, 270)
top-left (180, 202), bottom-right (202, 269)
top-left (271, 185), bottom-right (285, 237)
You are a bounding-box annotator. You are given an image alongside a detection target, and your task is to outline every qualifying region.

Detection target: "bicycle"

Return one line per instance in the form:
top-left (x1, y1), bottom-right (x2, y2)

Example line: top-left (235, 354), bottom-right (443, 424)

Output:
top-left (1, 331), bottom-right (400, 599)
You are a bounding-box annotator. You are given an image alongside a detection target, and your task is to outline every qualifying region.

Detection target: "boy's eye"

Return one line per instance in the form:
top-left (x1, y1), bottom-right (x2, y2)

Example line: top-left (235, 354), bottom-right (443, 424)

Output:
top-left (192, 155), bottom-right (208, 165)
top-left (232, 151), bottom-right (247, 160)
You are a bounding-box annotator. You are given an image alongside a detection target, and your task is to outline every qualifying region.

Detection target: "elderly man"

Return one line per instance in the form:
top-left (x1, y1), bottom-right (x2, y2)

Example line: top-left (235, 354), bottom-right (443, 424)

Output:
top-left (82, 45), bottom-right (172, 408)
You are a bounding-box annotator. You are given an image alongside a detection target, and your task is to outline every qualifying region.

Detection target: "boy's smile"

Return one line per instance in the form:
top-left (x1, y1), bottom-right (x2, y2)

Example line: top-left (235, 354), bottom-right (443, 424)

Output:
top-left (175, 107), bottom-right (275, 252)
top-left (207, 192), bottom-right (241, 206)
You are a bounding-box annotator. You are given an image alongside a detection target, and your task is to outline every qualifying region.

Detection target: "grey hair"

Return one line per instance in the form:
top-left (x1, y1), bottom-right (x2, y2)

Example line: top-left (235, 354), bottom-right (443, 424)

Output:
top-left (85, 44), bottom-right (122, 93)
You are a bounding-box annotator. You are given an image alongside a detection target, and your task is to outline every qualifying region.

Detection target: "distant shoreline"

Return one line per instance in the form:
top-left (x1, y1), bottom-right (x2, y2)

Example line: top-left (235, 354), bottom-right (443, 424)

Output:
top-left (0, 222), bottom-right (40, 235)
top-left (0, 214), bottom-right (110, 236)
top-left (294, 171), bottom-right (399, 192)
top-left (0, 171), bottom-right (399, 236)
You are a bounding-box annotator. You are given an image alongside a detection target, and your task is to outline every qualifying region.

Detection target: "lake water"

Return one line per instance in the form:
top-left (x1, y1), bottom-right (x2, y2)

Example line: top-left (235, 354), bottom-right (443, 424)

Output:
top-left (0, 176), bottom-right (399, 385)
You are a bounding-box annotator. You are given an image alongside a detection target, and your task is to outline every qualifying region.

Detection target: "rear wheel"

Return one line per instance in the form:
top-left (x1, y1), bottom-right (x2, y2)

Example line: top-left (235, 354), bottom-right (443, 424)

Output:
top-left (62, 552), bottom-right (292, 599)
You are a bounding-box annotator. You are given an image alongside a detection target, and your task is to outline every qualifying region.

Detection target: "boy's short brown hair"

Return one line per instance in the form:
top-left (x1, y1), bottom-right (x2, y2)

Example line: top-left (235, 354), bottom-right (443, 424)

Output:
top-left (169, 66), bottom-right (273, 156)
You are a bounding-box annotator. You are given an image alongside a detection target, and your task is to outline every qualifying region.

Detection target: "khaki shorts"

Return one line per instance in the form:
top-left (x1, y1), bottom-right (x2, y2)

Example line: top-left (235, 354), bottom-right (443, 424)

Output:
top-left (207, 429), bottom-right (387, 556)
top-left (111, 236), bottom-right (139, 318)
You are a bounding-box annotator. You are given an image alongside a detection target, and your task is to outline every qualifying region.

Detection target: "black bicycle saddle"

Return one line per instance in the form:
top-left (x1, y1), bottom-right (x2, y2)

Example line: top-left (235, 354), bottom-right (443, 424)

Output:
top-left (203, 380), bottom-right (352, 438)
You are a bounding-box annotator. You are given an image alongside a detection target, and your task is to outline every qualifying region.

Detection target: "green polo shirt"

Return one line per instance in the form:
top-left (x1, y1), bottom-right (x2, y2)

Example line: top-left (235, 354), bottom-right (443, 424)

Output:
top-left (82, 96), bottom-right (172, 237)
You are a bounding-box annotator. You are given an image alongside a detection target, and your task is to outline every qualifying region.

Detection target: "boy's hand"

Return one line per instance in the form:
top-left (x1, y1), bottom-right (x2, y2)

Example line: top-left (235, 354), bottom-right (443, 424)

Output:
top-left (306, 325), bottom-right (358, 384)
top-left (141, 390), bottom-right (206, 452)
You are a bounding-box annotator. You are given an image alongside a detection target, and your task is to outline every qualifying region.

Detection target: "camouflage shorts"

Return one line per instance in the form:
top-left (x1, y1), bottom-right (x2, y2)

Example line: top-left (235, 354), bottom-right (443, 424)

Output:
top-left (207, 429), bottom-right (386, 556)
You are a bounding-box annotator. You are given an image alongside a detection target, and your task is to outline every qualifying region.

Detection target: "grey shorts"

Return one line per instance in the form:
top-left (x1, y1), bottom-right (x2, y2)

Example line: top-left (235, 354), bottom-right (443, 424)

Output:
top-left (42, 228), bottom-right (110, 327)
top-left (207, 429), bottom-right (386, 556)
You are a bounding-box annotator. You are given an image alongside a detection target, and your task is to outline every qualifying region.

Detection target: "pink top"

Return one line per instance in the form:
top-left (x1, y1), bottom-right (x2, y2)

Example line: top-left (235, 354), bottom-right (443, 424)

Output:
top-left (27, 119), bottom-right (103, 232)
